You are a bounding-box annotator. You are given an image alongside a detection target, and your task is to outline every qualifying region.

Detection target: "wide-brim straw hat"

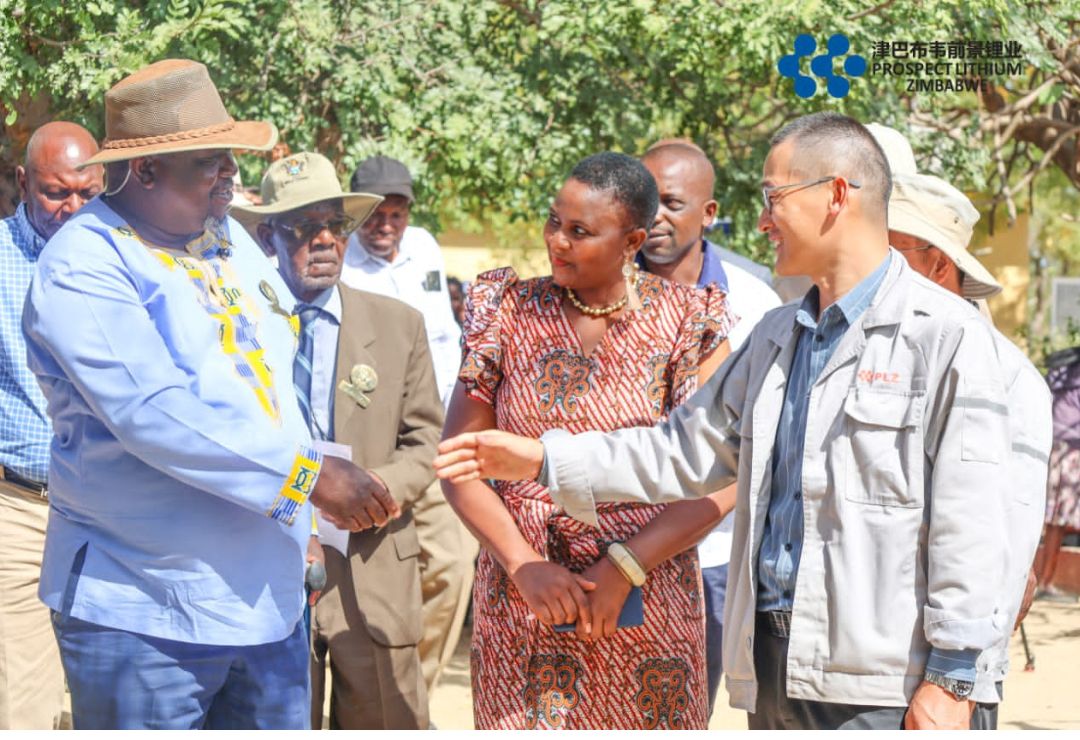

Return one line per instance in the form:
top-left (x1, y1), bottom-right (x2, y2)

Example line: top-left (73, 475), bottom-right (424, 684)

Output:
top-left (79, 59), bottom-right (277, 168)
top-left (230, 151), bottom-right (383, 229)
top-left (889, 173), bottom-right (1002, 299)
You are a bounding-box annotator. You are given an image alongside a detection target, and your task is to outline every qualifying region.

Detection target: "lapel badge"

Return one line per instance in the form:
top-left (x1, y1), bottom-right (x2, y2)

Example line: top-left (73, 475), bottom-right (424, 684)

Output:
top-left (339, 364), bottom-right (378, 409)
top-left (259, 280), bottom-right (292, 321)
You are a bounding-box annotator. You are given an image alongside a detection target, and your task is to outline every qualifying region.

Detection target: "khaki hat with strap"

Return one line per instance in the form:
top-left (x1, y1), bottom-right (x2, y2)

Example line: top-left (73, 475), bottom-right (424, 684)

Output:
top-left (889, 173), bottom-right (1002, 299)
top-left (867, 122), bottom-right (1002, 300)
top-left (230, 151), bottom-right (382, 228)
top-left (79, 59), bottom-right (277, 168)
top-left (865, 123), bottom-right (918, 176)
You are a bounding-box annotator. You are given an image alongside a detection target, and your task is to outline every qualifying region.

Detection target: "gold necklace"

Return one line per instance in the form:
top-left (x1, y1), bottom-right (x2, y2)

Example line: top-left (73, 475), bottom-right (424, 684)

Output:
top-left (565, 273), bottom-right (638, 317)
top-left (565, 287), bottom-right (626, 316)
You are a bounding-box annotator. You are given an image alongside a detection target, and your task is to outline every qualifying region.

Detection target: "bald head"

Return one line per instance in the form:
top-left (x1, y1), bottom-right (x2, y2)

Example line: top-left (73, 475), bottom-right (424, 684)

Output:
top-left (18, 121), bottom-right (103, 240)
top-left (639, 141), bottom-right (719, 275)
top-left (642, 141), bottom-right (716, 195)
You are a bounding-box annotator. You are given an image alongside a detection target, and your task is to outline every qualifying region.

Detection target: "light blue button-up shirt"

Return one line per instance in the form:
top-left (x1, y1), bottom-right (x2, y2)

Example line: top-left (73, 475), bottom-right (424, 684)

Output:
top-left (757, 252), bottom-right (892, 612)
top-left (23, 197), bottom-right (320, 646)
top-left (0, 205), bottom-right (52, 483)
top-left (300, 286), bottom-right (342, 440)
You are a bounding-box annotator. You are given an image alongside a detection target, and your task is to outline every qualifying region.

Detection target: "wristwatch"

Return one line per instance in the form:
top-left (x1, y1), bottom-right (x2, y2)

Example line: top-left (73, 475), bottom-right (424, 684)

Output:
top-left (923, 670), bottom-right (975, 700)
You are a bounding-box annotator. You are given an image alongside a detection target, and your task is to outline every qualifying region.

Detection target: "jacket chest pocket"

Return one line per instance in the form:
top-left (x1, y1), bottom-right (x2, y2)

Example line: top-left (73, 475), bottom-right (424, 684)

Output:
top-left (842, 388), bottom-right (926, 508)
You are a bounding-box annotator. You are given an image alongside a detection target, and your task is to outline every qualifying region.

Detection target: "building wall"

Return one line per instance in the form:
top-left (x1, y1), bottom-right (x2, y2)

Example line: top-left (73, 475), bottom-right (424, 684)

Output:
top-left (972, 209), bottom-right (1032, 343)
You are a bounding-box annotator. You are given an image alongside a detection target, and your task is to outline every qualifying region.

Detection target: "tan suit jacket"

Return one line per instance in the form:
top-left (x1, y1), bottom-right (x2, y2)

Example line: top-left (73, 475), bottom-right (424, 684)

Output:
top-left (330, 285), bottom-right (444, 647)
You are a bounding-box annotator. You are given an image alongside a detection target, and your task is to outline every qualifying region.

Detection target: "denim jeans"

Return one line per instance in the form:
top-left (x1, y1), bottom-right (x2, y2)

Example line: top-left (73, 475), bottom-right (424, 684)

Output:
top-left (52, 610), bottom-right (310, 730)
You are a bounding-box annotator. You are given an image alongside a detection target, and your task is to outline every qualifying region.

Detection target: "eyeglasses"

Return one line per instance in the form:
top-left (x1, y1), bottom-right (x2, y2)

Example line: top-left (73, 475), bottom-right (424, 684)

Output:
top-left (273, 216), bottom-right (357, 243)
top-left (761, 176), bottom-right (861, 214)
top-left (893, 243), bottom-right (935, 253)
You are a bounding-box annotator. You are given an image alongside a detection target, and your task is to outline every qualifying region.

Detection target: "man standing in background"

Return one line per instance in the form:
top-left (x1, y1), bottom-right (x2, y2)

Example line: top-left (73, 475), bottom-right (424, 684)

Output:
top-left (342, 156), bottom-right (477, 697)
top-left (638, 139), bottom-right (780, 715)
top-left (0, 121), bottom-right (102, 730)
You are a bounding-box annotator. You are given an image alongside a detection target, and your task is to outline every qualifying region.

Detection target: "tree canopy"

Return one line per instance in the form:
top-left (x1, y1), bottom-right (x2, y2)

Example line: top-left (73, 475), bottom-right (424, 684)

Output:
top-left (1, 0), bottom-right (1077, 263)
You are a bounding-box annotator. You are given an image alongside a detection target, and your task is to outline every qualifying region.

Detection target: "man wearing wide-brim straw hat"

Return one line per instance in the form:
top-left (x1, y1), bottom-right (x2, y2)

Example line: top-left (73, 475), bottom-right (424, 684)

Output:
top-left (868, 123), bottom-right (1050, 731)
top-left (23, 59), bottom-right (398, 730)
top-left (236, 152), bottom-right (442, 729)
top-left (887, 173), bottom-right (1002, 300)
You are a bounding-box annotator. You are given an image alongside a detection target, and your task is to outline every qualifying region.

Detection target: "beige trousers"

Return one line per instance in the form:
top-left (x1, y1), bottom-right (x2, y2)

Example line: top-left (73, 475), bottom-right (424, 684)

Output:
top-left (0, 484), bottom-right (64, 729)
top-left (412, 481), bottom-right (478, 691)
top-left (311, 548), bottom-right (428, 730)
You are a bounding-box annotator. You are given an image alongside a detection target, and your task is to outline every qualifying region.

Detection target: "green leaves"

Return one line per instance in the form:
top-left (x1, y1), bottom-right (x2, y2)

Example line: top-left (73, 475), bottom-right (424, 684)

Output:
top-left (1, 0), bottom-right (1076, 261)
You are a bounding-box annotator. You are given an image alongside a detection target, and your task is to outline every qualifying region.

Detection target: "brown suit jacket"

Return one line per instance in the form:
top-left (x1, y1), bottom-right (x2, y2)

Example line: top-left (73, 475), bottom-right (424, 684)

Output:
top-left (331, 286), bottom-right (444, 647)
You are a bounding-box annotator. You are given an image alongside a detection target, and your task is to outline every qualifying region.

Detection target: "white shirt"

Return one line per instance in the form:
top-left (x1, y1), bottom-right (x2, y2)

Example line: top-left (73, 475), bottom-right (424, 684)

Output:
top-left (340, 225), bottom-right (461, 405)
top-left (696, 257), bottom-right (781, 573)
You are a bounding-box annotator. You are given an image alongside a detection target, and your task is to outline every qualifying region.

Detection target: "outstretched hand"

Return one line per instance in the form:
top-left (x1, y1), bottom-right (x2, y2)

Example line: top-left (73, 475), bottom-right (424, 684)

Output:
top-left (434, 430), bottom-right (545, 483)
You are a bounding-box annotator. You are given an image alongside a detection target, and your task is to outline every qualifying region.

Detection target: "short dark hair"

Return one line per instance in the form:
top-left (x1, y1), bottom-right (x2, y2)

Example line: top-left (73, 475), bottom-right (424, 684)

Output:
top-left (569, 152), bottom-right (659, 230)
top-left (771, 112), bottom-right (892, 218)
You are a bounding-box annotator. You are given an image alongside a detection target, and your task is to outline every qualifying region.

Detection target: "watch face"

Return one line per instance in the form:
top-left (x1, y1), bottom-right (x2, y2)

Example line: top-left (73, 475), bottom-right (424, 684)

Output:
top-left (953, 680), bottom-right (975, 698)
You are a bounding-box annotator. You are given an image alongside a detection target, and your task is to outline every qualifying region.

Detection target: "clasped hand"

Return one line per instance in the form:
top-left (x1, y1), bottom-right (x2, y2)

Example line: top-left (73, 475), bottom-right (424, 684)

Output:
top-left (311, 456), bottom-right (401, 531)
top-left (509, 556), bottom-right (637, 642)
top-left (509, 557), bottom-right (595, 635)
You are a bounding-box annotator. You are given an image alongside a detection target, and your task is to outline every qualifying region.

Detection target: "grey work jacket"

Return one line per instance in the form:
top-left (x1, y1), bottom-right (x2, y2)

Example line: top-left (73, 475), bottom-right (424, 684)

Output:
top-left (971, 327), bottom-right (1051, 702)
top-left (541, 253), bottom-right (1049, 710)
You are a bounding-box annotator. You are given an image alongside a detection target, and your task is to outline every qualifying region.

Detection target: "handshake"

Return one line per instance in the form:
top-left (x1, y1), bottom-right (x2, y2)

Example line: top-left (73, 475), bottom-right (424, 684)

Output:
top-left (309, 456), bottom-right (401, 531)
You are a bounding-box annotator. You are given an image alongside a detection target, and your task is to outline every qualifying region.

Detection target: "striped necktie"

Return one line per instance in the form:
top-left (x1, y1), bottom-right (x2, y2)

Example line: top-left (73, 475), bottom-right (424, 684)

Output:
top-left (293, 304), bottom-right (327, 440)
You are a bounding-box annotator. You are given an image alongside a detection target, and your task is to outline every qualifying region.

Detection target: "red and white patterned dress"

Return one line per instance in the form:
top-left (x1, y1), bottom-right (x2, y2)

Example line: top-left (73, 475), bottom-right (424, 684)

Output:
top-left (459, 267), bottom-right (734, 730)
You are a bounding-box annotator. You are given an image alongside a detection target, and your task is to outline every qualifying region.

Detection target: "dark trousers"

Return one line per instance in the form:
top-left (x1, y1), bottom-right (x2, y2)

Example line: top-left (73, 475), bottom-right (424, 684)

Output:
top-left (701, 563), bottom-right (728, 716)
top-left (749, 613), bottom-right (906, 730)
top-left (970, 682), bottom-right (1003, 730)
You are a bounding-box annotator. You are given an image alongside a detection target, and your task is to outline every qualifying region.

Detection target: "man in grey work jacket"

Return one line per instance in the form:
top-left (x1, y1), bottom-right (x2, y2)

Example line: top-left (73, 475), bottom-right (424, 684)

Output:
top-left (434, 112), bottom-right (1040, 730)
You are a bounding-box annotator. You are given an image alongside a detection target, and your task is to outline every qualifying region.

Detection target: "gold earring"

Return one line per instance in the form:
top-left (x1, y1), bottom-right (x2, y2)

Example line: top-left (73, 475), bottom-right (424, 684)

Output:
top-left (622, 259), bottom-right (642, 312)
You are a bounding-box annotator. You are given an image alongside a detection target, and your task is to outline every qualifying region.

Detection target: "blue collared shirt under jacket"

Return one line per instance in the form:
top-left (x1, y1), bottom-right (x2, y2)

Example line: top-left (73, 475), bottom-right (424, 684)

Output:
top-left (0, 204), bottom-right (52, 483)
top-left (757, 253), bottom-right (892, 613)
top-left (636, 238), bottom-right (730, 293)
top-left (756, 250), bottom-right (979, 681)
top-left (22, 197), bottom-right (321, 646)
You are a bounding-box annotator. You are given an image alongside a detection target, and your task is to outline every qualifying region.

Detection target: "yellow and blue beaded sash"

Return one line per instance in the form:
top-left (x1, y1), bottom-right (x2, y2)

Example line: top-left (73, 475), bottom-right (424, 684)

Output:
top-left (113, 225), bottom-right (284, 424)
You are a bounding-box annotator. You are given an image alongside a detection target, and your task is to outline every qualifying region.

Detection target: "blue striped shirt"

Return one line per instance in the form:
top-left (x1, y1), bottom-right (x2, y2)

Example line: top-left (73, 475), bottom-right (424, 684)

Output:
top-left (757, 252), bottom-right (891, 612)
top-left (0, 204), bottom-right (51, 483)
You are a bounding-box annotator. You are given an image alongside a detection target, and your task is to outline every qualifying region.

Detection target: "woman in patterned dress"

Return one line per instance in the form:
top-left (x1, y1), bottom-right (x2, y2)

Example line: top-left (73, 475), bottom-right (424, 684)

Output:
top-left (438, 153), bottom-right (737, 729)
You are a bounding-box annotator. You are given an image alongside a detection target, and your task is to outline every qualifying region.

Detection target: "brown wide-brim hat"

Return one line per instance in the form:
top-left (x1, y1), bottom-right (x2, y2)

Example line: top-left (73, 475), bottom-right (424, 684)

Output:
top-left (79, 59), bottom-right (277, 169)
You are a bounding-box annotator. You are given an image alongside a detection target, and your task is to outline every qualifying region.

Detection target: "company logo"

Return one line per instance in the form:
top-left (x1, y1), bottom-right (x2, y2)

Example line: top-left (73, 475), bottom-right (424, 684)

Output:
top-left (778, 33), bottom-right (868, 99)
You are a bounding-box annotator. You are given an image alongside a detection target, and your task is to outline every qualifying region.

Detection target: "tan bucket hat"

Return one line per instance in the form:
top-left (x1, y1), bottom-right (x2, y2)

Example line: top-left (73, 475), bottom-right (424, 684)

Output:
top-left (889, 173), bottom-right (1002, 299)
top-left (79, 59), bottom-right (277, 168)
top-left (230, 151), bottom-right (382, 228)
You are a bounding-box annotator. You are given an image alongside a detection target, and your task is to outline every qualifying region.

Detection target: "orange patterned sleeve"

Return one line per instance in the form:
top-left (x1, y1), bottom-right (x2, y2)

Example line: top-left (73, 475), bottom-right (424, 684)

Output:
top-left (458, 266), bottom-right (519, 406)
top-left (669, 284), bottom-right (738, 408)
